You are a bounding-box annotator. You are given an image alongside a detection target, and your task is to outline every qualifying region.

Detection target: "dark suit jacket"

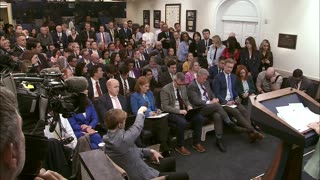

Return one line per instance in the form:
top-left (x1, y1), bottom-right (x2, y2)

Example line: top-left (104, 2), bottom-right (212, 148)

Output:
top-left (118, 28), bottom-right (132, 46)
top-left (160, 83), bottom-right (191, 114)
top-left (187, 80), bottom-right (215, 108)
top-left (94, 94), bottom-right (129, 125)
top-left (87, 77), bottom-right (107, 100)
top-left (240, 49), bottom-right (261, 79)
top-left (106, 28), bottom-right (119, 42)
top-left (208, 65), bottom-right (223, 81)
top-left (159, 71), bottom-right (173, 87)
top-left (286, 76), bottom-right (315, 98)
top-left (157, 31), bottom-right (174, 49)
top-left (116, 77), bottom-right (136, 96)
top-left (213, 72), bottom-right (238, 104)
top-left (235, 76), bottom-right (256, 96)
top-left (11, 44), bottom-right (24, 58)
top-left (80, 30), bottom-right (96, 47)
top-left (52, 31), bottom-right (68, 49)
top-left (198, 39), bottom-right (213, 68)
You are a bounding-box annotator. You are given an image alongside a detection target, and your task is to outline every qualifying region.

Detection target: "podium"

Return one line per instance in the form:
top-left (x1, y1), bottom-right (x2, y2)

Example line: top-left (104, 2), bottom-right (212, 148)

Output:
top-left (249, 88), bottom-right (319, 180)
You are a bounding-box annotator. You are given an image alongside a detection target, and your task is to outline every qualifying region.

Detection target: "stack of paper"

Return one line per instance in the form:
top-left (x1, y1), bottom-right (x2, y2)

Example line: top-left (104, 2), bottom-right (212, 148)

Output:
top-left (276, 103), bottom-right (319, 133)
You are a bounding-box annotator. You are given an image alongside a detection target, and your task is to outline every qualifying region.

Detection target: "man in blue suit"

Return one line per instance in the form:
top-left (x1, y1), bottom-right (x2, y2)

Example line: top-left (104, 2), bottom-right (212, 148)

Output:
top-left (213, 58), bottom-right (264, 143)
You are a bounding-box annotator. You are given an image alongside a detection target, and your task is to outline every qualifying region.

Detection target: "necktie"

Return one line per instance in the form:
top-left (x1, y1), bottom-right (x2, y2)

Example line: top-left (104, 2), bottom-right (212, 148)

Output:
top-left (123, 80), bottom-right (128, 95)
top-left (201, 85), bottom-right (209, 101)
top-left (96, 81), bottom-right (102, 97)
top-left (101, 33), bottom-right (105, 43)
top-left (213, 47), bottom-right (218, 60)
top-left (112, 96), bottom-right (121, 109)
top-left (176, 88), bottom-right (184, 110)
top-left (227, 74), bottom-right (234, 100)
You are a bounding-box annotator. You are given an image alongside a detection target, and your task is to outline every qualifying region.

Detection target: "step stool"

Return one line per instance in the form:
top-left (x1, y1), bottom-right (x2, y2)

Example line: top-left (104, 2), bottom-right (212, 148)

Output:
top-left (201, 124), bottom-right (215, 141)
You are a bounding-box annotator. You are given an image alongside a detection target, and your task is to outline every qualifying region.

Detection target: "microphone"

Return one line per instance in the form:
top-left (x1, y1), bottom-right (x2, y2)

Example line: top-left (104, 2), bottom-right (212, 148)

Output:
top-left (254, 94), bottom-right (259, 100)
top-left (40, 68), bottom-right (62, 77)
top-left (64, 76), bottom-right (88, 94)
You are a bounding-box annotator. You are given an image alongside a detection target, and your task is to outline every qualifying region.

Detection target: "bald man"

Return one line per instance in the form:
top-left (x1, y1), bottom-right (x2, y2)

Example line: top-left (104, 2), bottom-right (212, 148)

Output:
top-left (94, 79), bottom-right (130, 129)
top-left (256, 67), bottom-right (283, 93)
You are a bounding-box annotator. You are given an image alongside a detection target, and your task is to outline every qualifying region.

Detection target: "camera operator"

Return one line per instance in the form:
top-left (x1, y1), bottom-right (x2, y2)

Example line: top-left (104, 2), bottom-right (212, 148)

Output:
top-left (0, 87), bottom-right (66, 180)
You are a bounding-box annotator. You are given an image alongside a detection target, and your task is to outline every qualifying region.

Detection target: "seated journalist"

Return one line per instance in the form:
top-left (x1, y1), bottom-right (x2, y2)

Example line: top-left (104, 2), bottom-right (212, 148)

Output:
top-left (103, 107), bottom-right (189, 180)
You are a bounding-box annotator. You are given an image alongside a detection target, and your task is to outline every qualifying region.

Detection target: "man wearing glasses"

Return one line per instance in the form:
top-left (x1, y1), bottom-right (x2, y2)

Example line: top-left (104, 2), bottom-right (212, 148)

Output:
top-left (187, 68), bottom-right (240, 152)
top-left (160, 72), bottom-right (206, 155)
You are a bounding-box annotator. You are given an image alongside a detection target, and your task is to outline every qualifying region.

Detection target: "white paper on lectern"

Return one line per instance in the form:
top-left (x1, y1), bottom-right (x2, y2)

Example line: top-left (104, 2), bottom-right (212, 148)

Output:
top-left (276, 103), bottom-right (320, 132)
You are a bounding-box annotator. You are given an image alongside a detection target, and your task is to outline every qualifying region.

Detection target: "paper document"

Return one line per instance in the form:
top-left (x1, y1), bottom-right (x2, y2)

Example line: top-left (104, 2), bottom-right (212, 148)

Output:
top-left (147, 113), bottom-right (169, 119)
top-left (222, 104), bottom-right (237, 108)
top-left (276, 103), bottom-right (319, 133)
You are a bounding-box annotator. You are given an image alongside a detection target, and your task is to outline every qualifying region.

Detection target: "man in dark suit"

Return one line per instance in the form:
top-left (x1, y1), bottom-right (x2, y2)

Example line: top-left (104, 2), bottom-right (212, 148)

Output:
top-left (152, 41), bottom-right (166, 65)
top-left (116, 65), bottom-right (136, 97)
top-left (208, 57), bottom-right (225, 87)
top-left (198, 29), bottom-right (213, 69)
top-left (213, 59), bottom-right (264, 143)
top-left (157, 24), bottom-right (173, 54)
top-left (161, 72), bottom-right (206, 155)
top-left (11, 33), bottom-right (26, 59)
top-left (286, 69), bottom-right (315, 98)
top-left (25, 38), bottom-right (50, 73)
top-left (106, 21), bottom-right (119, 42)
top-left (87, 65), bottom-right (107, 100)
top-left (80, 22), bottom-right (96, 48)
top-left (94, 79), bottom-right (129, 128)
top-left (52, 25), bottom-right (68, 49)
top-left (159, 60), bottom-right (176, 87)
top-left (118, 21), bottom-right (132, 46)
top-left (187, 68), bottom-right (239, 152)
top-left (138, 45), bottom-right (149, 61)
top-left (86, 53), bottom-right (106, 75)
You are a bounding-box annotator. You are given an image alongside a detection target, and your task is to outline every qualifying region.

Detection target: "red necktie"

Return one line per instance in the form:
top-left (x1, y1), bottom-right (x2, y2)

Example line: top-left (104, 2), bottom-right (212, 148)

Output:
top-left (102, 33), bottom-right (105, 43)
top-left (96, 81), bottom-right (102, 97)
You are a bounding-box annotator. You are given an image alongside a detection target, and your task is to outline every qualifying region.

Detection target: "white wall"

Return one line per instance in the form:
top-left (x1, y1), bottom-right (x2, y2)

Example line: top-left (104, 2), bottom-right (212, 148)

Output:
top-left (127, 0), bottom-right (319, 79)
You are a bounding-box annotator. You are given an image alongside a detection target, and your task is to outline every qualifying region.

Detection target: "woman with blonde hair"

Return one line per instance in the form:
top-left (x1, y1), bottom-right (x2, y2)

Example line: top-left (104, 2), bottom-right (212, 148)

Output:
top-left (184, 60), bottom-right (201, 85)
top-left (207, 35), bottom-right (225, 66)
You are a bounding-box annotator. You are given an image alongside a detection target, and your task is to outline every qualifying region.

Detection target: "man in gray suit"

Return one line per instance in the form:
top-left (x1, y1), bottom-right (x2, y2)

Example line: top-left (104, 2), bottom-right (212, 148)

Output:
top-left (96, 25), bottom-right (111, 46)
top-left (187, 68), bottom-right (239, 152)
top-left (161, 72), bottom-right (206, 155)
top-left (142, 56), bottom-right (162, 82)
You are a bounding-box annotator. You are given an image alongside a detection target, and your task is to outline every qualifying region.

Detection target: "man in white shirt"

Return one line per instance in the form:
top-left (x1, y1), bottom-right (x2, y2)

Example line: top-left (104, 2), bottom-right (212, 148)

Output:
top-left (94, 79), bottom-right (129, 129)
top-left (155, 21), bottom-right (164, 42)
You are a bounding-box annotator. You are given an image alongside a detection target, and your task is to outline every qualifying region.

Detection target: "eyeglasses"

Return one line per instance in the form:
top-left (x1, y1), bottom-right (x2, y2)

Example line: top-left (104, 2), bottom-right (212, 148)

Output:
top-left (175, 80), bottom-right (185, 86)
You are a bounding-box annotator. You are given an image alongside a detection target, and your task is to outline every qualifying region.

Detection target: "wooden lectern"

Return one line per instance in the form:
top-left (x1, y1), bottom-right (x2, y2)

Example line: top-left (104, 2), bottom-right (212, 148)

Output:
top-left (249, 88), bottom-right (319, 180)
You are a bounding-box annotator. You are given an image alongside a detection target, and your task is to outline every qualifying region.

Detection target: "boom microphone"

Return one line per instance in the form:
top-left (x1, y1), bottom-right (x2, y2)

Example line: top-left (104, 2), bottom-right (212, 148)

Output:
top-left (64, 76), bottom-right (88, 93)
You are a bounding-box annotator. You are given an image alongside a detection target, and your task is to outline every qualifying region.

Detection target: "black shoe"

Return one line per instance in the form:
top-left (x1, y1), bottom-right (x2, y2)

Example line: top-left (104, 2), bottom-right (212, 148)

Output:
top-left (216, 139), bottom-right (227, 152)
top-left (161, 150), bottom-right (171, 158)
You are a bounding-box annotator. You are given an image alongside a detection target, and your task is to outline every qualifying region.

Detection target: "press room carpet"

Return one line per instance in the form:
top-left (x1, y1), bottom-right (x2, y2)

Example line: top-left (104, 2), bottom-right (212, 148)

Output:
top-left (171, 128), bottom-right (316, 180)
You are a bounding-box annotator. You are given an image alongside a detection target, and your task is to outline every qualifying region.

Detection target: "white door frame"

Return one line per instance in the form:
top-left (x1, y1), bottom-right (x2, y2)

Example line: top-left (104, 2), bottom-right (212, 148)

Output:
top-left (215, 0), bottom-right (261, 44)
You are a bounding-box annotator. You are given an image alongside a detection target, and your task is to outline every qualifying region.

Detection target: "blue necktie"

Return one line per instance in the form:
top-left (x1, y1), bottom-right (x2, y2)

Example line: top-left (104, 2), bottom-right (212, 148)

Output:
top-left (227, 74), bottom-right (233, 100)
